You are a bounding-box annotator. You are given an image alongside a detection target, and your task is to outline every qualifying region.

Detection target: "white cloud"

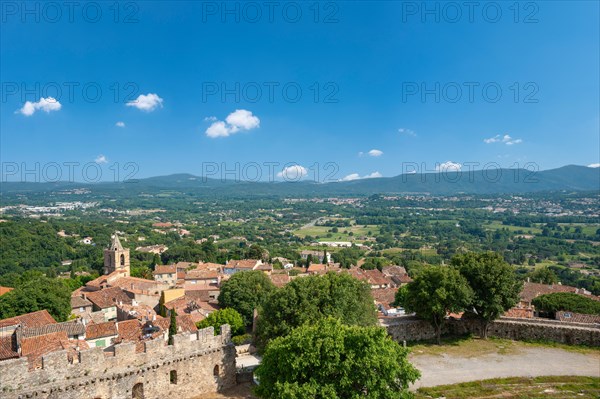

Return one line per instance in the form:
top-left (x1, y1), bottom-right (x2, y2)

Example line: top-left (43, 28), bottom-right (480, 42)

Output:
top-left (341, 171), bottom-right (382, 181)
top-left (398, 128), bottom-right (416, 136)
top-left (484, 134), bottom-right (522, 145)
top-left (206, 121), bottom-right (231, 138)
top-left (205, 109), bottom-right (260, 138)
top-left (588, 163), bottom-right (600, 168)
top-left (341, 173), bottom-right (361, 181)
top-left (277, 165), bottom-right (308, 181)
top-left (226, 109), bottom-right (260, 131)
top-left (17, 97), bottom-right (62, 116)
top-left (115, 121), bottom-right (125, 128)
top-left (436, 161), bottom-right (462, 172)
top-left (126, 93), bottom-right (164, 112)
top-left (95, 155), bottom-right (108, 164)
top-left (368, 149), bottom-right (383, 157)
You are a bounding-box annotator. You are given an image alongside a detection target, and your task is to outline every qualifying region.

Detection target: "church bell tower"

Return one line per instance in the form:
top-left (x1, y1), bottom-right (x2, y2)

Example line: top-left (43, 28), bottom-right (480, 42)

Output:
top-left (103, 233), bottom-right (130, 276)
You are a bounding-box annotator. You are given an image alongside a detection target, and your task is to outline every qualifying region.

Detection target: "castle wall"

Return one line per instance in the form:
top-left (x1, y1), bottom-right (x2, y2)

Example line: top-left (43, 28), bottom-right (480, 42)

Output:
top-left (0, 325), bottom-right (236, 399)
top-left (383, 316), bottom-right (600, 347)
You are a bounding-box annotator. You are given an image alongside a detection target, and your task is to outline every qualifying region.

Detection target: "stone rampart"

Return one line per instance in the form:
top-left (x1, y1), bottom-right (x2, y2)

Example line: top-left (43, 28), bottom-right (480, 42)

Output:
top-left (0, 325), bottom-right (236, 399)
top-left (383, 316), bottom-right (600, 347)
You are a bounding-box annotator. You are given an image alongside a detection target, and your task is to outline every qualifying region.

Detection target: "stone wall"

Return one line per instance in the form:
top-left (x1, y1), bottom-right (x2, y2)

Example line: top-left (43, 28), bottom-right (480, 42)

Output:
top-left (0, 325), bottom-right (236, 399)
top-left (383, 316), bottom-right (600, 347)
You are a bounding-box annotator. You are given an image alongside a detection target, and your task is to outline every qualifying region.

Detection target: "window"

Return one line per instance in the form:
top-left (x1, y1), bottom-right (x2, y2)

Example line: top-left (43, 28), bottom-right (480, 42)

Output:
top-left (120, 254), bottom-right (125, 266)
top-left (213, 365), bottom-right (219, 377)
top-left (170, 370), bottom-right (177, 384)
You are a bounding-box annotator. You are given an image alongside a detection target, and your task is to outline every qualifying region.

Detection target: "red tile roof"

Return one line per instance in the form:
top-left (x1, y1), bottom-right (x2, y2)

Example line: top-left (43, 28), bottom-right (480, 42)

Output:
top-left (0, 310), bottom-right (57, 329)
top-left (20, 331), bottom-right (70, 369)
top-left (85, 321), bottom-right (118, 340)
top-left (85, 287), bottom-right (132, 309)
top-left (153, 265), bottom-right (177, 275)
top-left (0, 286), bottom-right (14, 296)
top-left (270, 274), bottom-right (291, 287)
top-left (0, 335), bottom-right (18, 361)
top-left (556, 311), bottom-right (600, 324)
top-left (520, 282), bottom-right (599, 304)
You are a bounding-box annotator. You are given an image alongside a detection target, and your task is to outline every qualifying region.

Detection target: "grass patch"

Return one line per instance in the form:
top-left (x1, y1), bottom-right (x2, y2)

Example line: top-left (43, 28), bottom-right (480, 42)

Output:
top-left (408, 335), bottom-right (600, 358)
top-left (415, 376), bottom-right (600, 399)
top-left (409, 335), bottom-right (521, 358)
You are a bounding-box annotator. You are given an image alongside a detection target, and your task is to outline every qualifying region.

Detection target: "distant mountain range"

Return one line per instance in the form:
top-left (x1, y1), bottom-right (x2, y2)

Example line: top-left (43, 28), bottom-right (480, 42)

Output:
top-left (2, 165), bottom-right (599, 196)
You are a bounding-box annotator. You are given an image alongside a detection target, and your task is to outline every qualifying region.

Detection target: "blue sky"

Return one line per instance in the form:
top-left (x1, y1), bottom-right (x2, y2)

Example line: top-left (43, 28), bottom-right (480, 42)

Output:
top-left (1, 1), bottom-right (599, 182)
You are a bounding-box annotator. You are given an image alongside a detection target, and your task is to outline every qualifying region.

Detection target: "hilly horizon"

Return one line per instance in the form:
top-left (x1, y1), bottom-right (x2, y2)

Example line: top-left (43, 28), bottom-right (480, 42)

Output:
top-left (2, 165), bottom-right (598, 196)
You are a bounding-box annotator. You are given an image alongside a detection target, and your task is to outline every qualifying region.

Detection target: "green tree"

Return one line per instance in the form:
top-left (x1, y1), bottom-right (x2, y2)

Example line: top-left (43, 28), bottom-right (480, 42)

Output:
top-left (168, 309), bottom-right (178, 345)
top-left (218, 271), bottom-right (275, 327)
top-left (196, 308), bottom-right (245, 336)
top-left (0, 275), bottom-right (71, 322)
top-left (255, 272), bottom-right (377, 350)
top-left (529, 266), bottom-right (559, 284)
top-left (254, 318), bottom-right (420, 399)
top-left (532, 292), bottom-right (600, 316)
top-left (451, 252), bottom-right (522, 338)
top-left (393, 285), bottom-right (409, 308)
top-left (404, 266), bottom-right (473, 344)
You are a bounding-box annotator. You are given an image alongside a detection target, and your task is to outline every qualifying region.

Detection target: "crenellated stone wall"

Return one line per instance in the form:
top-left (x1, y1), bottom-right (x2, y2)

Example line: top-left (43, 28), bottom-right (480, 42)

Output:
top-left (0, 325), bottom-right (236, 399)
top-left (383, 316), bottom-right (600, 347)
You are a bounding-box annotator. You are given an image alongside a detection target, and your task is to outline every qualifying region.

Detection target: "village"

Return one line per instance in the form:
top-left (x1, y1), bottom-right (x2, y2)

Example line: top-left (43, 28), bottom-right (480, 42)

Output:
top-left (1, 232), bottom-right (598, 377)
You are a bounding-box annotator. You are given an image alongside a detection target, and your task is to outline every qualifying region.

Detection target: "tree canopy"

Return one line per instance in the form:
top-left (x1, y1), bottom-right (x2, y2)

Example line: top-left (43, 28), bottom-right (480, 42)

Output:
top-left (0, 273), bottom-right (72, 322)
top-left (254, 318), bottom-right (420, 399)
top-left (196, 308), bottom-right (245, 336)
top-left (451, 252), bottom-right (522, 338)
top-left (255, 272), bottom-right (377, 350)
top-left (532, 292), bottom-right (600, 316)
top-left (218, 270), bottom-right (276, 327)
top-left (404, 266), bottom-right (473, 344)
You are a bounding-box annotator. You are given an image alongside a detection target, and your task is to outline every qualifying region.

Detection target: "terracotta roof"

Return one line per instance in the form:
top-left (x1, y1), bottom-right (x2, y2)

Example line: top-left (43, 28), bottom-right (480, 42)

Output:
top-left (21, 321), bottom-right (86, 339)
top-left (255, 264), bottom-right (273, 271)
top-left (227, 259), bottom-right (259, 269)
top-left (371, 288), bottom-right (398, 310)
top-left (382, 265), bottom-right (408, 276)
top-left (185, 269), bottom-right (219, 280)
top-left (197, 262), bottom-right (224, 271)
top-left (307, 264), bottom-right (327, 273)
top-left (270, 274), bottom-right (291, 287)
top-left (0, 286), bottom-right (14, 296)
top-left (71, 296), bottom-right (93, 309)
top-left (86, 321), bottom-right (118, 340)
top-left (343, 268), bottom-right (392, 287)
top-left (0, 310), bottom-right (57, 329)
top-left (176, 261), bottom-right (197, 269)
top-left (0, 335), bottom-right (18, 360)
top-left (20, 331), bottom-right (70, 369)
top-left (153, 265), bottom-right (177, 275)
top-left (109, 276), bottom-right (168, 293)
top-left (556, 311), bottom-right (600, 324)
top-left (151, 315), bottom-right (198, 334)
top-left (116, 319), bottom-right (143, 341)
top-left (520, 282), bottom-right (599, 304)
top-left (85, 287), bottom-right (132, 309)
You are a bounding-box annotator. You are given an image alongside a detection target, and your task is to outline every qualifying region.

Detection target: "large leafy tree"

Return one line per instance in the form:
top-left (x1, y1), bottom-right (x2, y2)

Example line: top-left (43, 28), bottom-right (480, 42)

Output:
top-left (196, 308), bottom-right (245, 336)
top-left (451, 252), bottom-right (522, 338)
top-left (0, 273), bottom-right (71, 322)
top-left (218, 270), bottom-right (275, 327)
top-left (255, 272), bottom-right (377, 350)
top-left (254, 318), bottom-right (420, 399)
top-left (404, 266), bottom-right (473, 344)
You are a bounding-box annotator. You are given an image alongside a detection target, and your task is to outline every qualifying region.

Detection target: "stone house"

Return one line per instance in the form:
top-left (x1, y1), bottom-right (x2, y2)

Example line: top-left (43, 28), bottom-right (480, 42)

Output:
top-left (153, 264), bottom-right (178, 287)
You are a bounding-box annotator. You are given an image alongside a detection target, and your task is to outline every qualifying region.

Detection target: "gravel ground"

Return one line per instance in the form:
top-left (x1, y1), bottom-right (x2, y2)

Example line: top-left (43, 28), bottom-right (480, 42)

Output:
top-left (410, 347), bottom-right (600, 389)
